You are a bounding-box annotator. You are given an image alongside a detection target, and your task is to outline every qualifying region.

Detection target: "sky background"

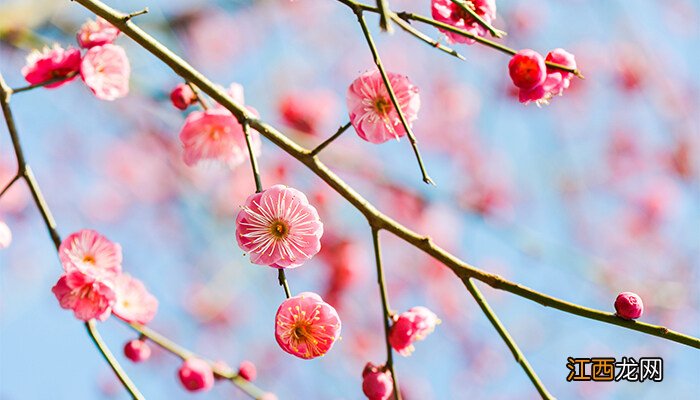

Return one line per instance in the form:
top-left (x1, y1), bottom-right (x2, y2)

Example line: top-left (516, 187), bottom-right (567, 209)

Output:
top-left (0, 0), bottom-right (699, 399)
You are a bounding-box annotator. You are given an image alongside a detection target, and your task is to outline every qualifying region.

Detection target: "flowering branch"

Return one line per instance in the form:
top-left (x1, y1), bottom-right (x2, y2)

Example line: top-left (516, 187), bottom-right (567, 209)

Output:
top-left (463, 279), bottom-right (553, 399)
top-left (351, 6), bottom-right (435, 185)
top-left (128, 323), bottom-right (268, 399)
top-left (0, 72), bottom-right (144, 400)
top-left (371, 228), bottom-right (401, 400)
top-left (389, 13), bottom-right (465, 61)
top-left (68, 0), bottom-right (700, 352)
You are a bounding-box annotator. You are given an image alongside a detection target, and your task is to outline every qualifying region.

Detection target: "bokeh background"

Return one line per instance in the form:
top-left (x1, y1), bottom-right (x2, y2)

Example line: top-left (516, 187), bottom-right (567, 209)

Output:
top-left (1, 0), bottom-right (698, 398)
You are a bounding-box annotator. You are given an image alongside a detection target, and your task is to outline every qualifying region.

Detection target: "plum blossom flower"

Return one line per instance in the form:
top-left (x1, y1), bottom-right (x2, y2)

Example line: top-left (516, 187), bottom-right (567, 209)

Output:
top-left (51, 271), bottom-right (116, 321)
top-left (178, 358), bottom-right (215, 392)
top-left (124, 339), bottom-right (151, 362)
top-left (21, 45), bottom-right (81, 89)
top-left (170, 83), bottom-right (197, 110)
top-left (362, 362), bottom-right (393, 400)
top-left (615, 292), bottom-right (644, 320)
top-left (274, 292), bottom-right (341, 359)
top-left (179, 108), bottom-right (261, 168)
top-left (509, 48), bottom-right (577, 105)
top-left (237, 360), bottom-right (257, 381)
top-left (0, 220), bottom-right (11, 249)
top-left (389, 306), bottom-right (440, 356)
top-left (59, 229), bottom-right (122, 280)
top-left (278, 90), bottom-right (339, 135)
top-left (77, 17), bottom-right (120, 48)
top-left (431, 0), bottom-right (497, 44)
top-left (80, 44), bottom-right (130, 101)
top-left (347, 70), bottom-right (420, 144)
top-left (236, 185), bottom-right (323, 269)
top-left (112, 273), bottom-right (158, 324)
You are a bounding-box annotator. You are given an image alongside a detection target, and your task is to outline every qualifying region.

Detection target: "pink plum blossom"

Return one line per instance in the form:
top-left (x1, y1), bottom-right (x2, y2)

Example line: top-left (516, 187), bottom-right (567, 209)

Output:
top-left (170, 83), bottom-right (197, 110)
top-left (0, 221), bottom-right (11, 249)
top-left (237, 360), bottom-right (257, 381)
top-left (362, 362), bottom-right (393, 400)
top-left (80, 44), bottom-right (130, 101)
top-left (124, 339), bottom-right (151, 362)
top-left (59, 229), bottom-right (122, 280)
top-left (278, 90), bottom-right (338, 135)
top-left (274, 292), bottom-right (341, 359)
top-left (615, 292), bottom-right (644, 320)
top-left (51, 271), bottom-right (116, 321)
top-left (21, 45), bottom-right (81, 89)
top-left (236, 185), bottom-right (323, 269)
top-left (511, 48), bottom-right (578, 105)
top-left (112, 273), bottom-right (158, 324)
top-left (431, 0), bottom-right (497, 44)
top-left (77, 17), bottom-right (120, 48)
top-left (178, 108), bottom-right (261, 168)
top-left (389, 306), bottom-right (440, 356)
top-left (347, 70), bottom-right (420, 144)
top-left (178, 358), bottom-right (215, 392)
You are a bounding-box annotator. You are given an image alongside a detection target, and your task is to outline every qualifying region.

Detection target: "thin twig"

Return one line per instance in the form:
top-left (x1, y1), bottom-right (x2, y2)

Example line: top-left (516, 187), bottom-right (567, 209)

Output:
top-left (376, 0), bottom-right (393, 32)
top-left (122, 7), bottom-right (149, 21)
top-left (353, 9), bottom-right (435, 185)
top-left (186, 81), bottom-right (210, 110)
top-left (389, 14), bottom-right (465, 61)
top-left (71, 0), bottom-right (699, 349)
top-left (0, 174), bottom-right (20, 199)
top-left (464, 279), bottom-right (553, 399)
top-left (128, 323), bottom-right (269, 400)
top-left (86, 321), bottom-right (145, 400)
top-left (10, 71), bottom-right (79, 94)
top-left (0, 71), bottom-right (143, 399)
top-left (371, 227), bottom-right (401, 400)
top-left (278, 269), bottom-right (292, 299)
top-left (448, 0), bottom-right (506, 38)
top-left (242, 120), bottom-right (262, 193)
top-left (309, 121), bottom-right (352, 157)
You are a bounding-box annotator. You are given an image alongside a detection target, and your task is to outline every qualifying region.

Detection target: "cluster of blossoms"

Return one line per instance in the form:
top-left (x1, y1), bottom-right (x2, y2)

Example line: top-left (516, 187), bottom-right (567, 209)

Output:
top-left (508, 48), bottom-right (577, 105)
top-left (51, 229), bottom-right (157, 323)
top-left (22, 17), bottom-right (130, 101)
top-left (234, 185), bottom-right (341, 359)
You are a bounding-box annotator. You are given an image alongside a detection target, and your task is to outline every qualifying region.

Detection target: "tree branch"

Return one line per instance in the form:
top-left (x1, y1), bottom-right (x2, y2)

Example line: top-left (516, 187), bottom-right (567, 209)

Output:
top-left (68, 0), bottom-right (699, 350)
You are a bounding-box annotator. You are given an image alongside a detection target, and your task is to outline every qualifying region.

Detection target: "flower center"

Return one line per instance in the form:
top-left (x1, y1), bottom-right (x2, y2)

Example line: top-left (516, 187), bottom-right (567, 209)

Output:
top-left (373, 97), bottom-right (392, 116)
top-left (269, 220), bottom-right (289, 239)
top-left (208, 126), bottom-right (222, 140)
top-left (83, 255), bottom-right (96, 265)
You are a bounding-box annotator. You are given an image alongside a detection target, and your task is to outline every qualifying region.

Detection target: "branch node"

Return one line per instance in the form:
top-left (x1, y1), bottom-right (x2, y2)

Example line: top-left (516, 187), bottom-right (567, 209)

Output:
top-left (123, 7), bottom-right (149, 22)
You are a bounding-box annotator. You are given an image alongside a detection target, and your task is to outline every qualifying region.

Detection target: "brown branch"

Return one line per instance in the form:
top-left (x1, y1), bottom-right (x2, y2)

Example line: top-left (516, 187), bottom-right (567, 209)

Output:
top-left (68, 0), bottom-right (700, 350)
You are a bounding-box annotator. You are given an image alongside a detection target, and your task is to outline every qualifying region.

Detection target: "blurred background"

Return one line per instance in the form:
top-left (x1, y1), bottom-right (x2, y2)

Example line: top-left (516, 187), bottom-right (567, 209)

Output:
top-left (0, 0), bottom-right (698, 398)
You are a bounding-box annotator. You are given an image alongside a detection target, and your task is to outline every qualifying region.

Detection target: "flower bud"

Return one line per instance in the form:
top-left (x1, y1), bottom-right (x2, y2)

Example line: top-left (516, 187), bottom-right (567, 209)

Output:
top-left (615, 292), bottom-right (644, 320)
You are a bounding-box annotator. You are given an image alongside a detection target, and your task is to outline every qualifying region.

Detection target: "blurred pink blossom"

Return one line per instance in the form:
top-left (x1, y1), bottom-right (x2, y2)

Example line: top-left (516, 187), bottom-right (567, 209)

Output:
top-left (362, 362), bottom-right (393, 400)
top-left (236, 185), bottom-right (323, 269)
top-left (347, 70), bottom-right (420, 144)
top-left (59, 229), bottom-right (122, 280)
top-left (389, 306), bottom-right (440, 356)
top-left (274, 292), bottom-right (341, 359)
top-left (51, 271), bottom-right (116, 321)
top-left (278, 90), bottom-right (339, 136)
top-left (112, 273), bottom-right (158, 324)
top-left (21, 45), bottom-right (81, 89)
top-left (76, 17), bottom-right (120, 49)
top-left (124, 339), bottom-right (152, 363)
top-left (170, 83), bottom-right (197, 110)
top-left (178, 358), bottom-right (215, 392)
top-left (80, 44), bottom-right (130, 100)
top-left (431, 0), bottom-right (497, 44)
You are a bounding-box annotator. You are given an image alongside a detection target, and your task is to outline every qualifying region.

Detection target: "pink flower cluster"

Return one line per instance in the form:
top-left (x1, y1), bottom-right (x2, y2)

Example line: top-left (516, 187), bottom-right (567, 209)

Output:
top-left (508, 48), bottom-right (577, 105)
top-left (431, 0), bottom-right (497, 44)
top-left (21, 17), bottom-right (129, 101)
top-left (51, 229), bottom-right (157, 322)
top-left (389, 306), bottom-right (440, 356)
